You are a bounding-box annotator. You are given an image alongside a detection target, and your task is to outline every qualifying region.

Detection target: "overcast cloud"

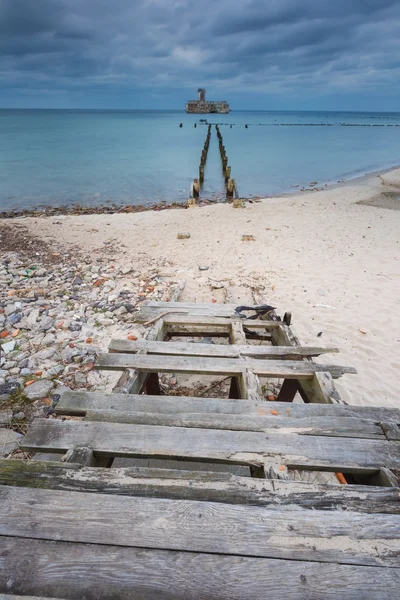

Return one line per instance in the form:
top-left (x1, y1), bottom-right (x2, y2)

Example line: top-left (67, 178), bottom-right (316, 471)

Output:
top-left (1, 0), bottom-right (400, 109)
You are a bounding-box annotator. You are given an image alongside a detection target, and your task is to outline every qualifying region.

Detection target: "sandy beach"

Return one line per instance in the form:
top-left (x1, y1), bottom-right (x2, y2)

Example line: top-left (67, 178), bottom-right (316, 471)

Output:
top-left (2, 167), bottom-right (400, 410)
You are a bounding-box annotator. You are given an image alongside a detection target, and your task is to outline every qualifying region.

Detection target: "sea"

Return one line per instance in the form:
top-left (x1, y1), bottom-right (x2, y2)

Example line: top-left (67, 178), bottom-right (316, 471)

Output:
top-left (1, 109), bottom-right (400, 211)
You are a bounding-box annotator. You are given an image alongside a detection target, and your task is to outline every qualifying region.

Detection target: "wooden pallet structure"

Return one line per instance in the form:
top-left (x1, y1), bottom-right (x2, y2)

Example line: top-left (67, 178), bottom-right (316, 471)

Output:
top-left (1, 301), bottom-right (399, 599)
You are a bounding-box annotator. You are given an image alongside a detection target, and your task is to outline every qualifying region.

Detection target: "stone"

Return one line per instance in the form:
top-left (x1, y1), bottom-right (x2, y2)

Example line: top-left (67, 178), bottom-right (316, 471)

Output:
top-left (0, 428), bottom-right (23, 457)
top-left (0, 381), bottom-right (21, 402)
top-left (24, 379), bottom-right (54, 401)
top-left (32, 347), bottom-right (57, 361)
top-left (47, 365), bottom-right (65, 377)
top-left (35, 316), bottom-right (54, 332)
top-left (13, 411), bottom-right (25, 420)
top-left (0, 409), bottom-right (12, 426)
top-left (27, 308), bottom-right (40, 328)
top-left (198, 265), bottom-right (209, 271)
top-left (6, 313), bottom-right (22, 327)
top-left (42, 332), bottom-right (56, 346)
top-left (177, 233), bottom-right (190, 239)
top-left (4, 304), bottom-right (18, 316)
top-left (20, 368), bottom-right (32, 377)
top-left (1, 341), bottom-right (16, 354)
top-left (74, 371), bottom-right (87, 385)
top-left (69, 321), bottom-right (82, 332)
top-left (115, 306), bottom-right (127, 316)
top-left (9, 367), bottom-right (20, 376)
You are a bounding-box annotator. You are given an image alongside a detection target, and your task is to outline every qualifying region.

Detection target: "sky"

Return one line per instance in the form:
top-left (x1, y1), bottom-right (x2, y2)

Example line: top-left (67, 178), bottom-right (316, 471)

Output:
top-left (1, 0), bottom-right (400, 111)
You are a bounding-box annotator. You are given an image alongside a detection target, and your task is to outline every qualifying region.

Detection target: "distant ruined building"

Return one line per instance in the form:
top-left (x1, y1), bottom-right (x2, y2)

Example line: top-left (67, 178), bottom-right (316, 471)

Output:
top-left (186, 88), bottom-right (230, 114)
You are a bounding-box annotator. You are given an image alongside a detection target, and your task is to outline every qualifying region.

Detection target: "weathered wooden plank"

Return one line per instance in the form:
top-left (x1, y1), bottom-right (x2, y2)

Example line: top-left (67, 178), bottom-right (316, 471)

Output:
top-left (1, 485), bottom-right (400, 566)
top-left (238, 369), bottom-right (263, 402)
top-left (109, 338), bottom-right (339, 359)
top-left (0, 596), bottom-right (64, 600)
top-left (0, 595), bottom-right (66, 600)
top-left (82, 409), bottom-right (386, 439)
top-left (2, 459), bottom-right (399, 512)
top-left (2, 538), bottom-right (399, 600)
top-left (21, 419), bottom-right (400, 471)
top-left (96, 353), bottom-right (356, 379)
top-left (113, 315), bottom-right (166, 395)
top-left (162, 314), bottom-right (282, 328)
top-left (55, 391), bottom-right (400, 422)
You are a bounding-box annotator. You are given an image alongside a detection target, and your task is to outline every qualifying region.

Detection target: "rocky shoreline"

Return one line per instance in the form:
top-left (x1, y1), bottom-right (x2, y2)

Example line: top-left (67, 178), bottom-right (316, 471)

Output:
top-left (0, 198), bottom-right (225, 220)
top-left (0, 222), bottom-right (181, 457)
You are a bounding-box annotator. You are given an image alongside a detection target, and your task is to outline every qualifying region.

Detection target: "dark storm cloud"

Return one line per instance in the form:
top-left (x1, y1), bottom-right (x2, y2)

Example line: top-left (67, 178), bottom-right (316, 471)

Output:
top-left (1, 0), bottom-right (400, 101)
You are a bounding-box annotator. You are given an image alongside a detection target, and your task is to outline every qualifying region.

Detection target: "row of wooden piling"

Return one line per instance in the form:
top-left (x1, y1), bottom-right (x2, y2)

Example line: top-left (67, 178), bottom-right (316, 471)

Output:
top-left (199, 124), bottom-right (212, 184)
top-left (215, 125), bottom-right (231, 184)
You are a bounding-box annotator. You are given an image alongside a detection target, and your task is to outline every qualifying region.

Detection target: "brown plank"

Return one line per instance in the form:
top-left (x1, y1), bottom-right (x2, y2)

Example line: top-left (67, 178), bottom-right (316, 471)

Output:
top-left (55, 391), bottom-right (400, 422)
top-left (21, 419), bottom-right (400, 471)
top-left (96, 353), bottom-right (356, 379)
top-left (2, 460), bottom-right (399, 512)
top-left (109, 339), bottom-right (338, 359)
top-left (1, 485), bottom-right (400, 566)
top-left (2, 537), bottom-right (399, 600)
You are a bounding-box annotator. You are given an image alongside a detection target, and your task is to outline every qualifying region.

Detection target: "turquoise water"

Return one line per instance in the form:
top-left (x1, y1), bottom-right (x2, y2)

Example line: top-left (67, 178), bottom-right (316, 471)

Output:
top-left (1, 109), bottom-right (400, 210)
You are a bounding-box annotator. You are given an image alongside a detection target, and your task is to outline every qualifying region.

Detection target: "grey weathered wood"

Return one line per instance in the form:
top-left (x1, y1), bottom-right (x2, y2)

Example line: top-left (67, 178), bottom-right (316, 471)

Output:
top-left (2, 538), bottom-right (399, 600)
top-left (380, 422), bottom-right (400, 441)
top-left (83, 409), bottom-right (386, 439)
top-left (300, 372), bottom-right (344, 405)
top-left (109, 339), bottom-right (338, 359)
top-left (56, 391), bottom-right (400, 422)
top-left (1, 485), bottom-right (400, 567)
top-left (230, 321), bottom-right (247, 345)
top-left (96, 353), bottom-right (356, 379)
top-left (0, 595), bottom-right (66, 600)
top-left (1, 459), bottom-right (399, 512)
top-left (112, 316), bottom-right (166, 395)
top-left (0, 596), bottom-right (64, 600)
top-left (238, 369), bottom-right (263, 402)
top-left (162, 314), bottom-right (281, 328)
top-left (21, 419), bottom-right (400, 471)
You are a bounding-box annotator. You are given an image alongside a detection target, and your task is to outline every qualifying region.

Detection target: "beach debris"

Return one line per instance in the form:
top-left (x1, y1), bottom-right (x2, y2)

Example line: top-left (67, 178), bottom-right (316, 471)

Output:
top-left (359, 329), bottom-right (367, 335)
top-left (177, 233), bottom-right (191, 239)
top-left (241, 235), bottom-right (255, 242)
top-left (313, 304), bottom-right (336, 309)
top-left (317, 332), bottom-right (323, 337)
top-left (232, 199), bottom-right (244, 208)
top-left (198, 265), bottom-right (209, 271)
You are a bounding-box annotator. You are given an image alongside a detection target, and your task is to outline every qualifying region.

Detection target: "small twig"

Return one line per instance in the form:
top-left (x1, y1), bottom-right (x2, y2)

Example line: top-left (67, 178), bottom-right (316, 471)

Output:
top-left (144, 310), bottom-right (190, 326)
top-left (200, 376), bottom-right (231, 397)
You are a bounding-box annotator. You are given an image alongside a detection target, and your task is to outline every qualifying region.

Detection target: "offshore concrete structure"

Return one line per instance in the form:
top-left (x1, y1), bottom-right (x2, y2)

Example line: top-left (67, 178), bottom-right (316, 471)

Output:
top-left (186, 88), bottom-right (230, 114)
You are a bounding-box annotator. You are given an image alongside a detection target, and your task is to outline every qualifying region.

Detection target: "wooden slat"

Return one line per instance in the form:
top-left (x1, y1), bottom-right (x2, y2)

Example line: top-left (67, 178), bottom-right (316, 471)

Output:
top-left (21, 419), bottom-right (400, 471)
top-left (1, 460), bottom-right (399, 512)
top-left (56, 391), bottom-right (400, 422)
top-left (2, 538), bottom-right (399, 600)
top-left (109, 338), bottom-right (339, 359)
top-left (83, 409), bottom-right (386, 439)
top-left (96, 353), bottom-right (356, 379)
top-left (162, 314), bottom-right (281, 328)
top-left (2, 485), bottom-right (400, 566)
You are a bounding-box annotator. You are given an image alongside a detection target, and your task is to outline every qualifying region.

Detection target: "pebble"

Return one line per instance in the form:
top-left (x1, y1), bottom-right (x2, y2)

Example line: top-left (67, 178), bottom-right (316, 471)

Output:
top-left (13, 411), bottom-right (25, 420)
top-left (0, 381), bottom-right (21, 402)
top-left (1, 341), bottom-right (16, 354)
top-left (74, 371), bottom-right (87, 385)
top-left (35, 316), bottom-right (54, 332)
top-left (24, 379), bottom-right (55, 401)
top-left (20, 368), bottom-right (32, 377)
top-left (42, 333), bottom-right (56, 346)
